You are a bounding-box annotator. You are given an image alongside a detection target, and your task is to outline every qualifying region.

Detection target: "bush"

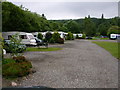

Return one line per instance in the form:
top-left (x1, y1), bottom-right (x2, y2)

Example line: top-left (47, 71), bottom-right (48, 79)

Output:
top-left (13, 56), bottom-right (26, 63)
top-left (2, 56), bottom-right (32, 78)
top-left (2, 63), bottom-right (23, 78)
top-left (45, 32), bottom-right (52, 42)
top-left (37, 32), bottom-right (43, 40)
top-left (49, 37), bottom-right (55, 44)
top-left (3, 61), bottom-right (32, 78)
top-left (2, 58), bottom-right (16, 65)
top-left (66, 32), bottom-right (74, 40)
top-left (82, 34), bottom-right (86, 39)
top-left (52, 32), bottom-right (61, 43)
top-left (57, 38), bottom-right (64, 44)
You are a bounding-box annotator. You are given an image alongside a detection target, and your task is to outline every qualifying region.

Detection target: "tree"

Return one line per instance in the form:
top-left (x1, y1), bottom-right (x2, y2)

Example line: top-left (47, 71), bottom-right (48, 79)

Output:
top-left (101, 14), bottom-right (104, 19)
top-left (8, 33), bottom-right (22, 56)
top-left (66, 32), bottom-right (74, 40)
top-left (65, 20), bottom-right (80, 33)
top-left (97, 21), bottom-right (111, 36)
top-left (107, 26), bottom-right (120, 36)
top-left (83, 16), bottom-right (96, 36)
top-left (52, 32), bottom-right (61, 43)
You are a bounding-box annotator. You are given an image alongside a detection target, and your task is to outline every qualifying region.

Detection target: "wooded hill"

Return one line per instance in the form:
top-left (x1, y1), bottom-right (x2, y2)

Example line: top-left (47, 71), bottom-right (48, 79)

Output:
top-left (2, 2), bottom-right (120, 36)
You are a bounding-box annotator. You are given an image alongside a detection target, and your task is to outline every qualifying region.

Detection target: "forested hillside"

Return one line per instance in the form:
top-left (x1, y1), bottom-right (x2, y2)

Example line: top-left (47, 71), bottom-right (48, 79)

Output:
top-left (2, 2), bottom-right (120, 36)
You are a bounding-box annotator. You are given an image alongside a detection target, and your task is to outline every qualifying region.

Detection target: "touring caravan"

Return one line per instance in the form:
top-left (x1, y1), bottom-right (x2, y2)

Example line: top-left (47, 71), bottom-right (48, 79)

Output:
top-left (110, 34), bottom-right (120, 40)
top-left (2, 31), bottom-right (37, 46)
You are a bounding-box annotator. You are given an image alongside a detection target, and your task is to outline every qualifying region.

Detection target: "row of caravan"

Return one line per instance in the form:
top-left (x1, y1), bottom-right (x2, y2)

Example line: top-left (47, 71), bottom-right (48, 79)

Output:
top-left (2, 31), bottom-right (72, 46)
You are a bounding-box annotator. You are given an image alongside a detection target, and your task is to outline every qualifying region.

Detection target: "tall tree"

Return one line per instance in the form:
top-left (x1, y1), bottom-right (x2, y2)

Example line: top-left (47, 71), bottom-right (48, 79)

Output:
top-left (83, 17), bottom-right (96, 36)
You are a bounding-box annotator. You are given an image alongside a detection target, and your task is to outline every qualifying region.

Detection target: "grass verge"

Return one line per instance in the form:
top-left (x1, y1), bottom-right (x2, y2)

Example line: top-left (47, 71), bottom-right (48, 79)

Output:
top-left (92, 41), bottom-right (120, 59)
top-left (26, 47), bottom-right (62, 52)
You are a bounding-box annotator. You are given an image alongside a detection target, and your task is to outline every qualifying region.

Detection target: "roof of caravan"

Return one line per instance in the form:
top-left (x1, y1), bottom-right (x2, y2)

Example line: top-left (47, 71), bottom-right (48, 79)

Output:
top-left (2, 31), bottom-right (28, 35)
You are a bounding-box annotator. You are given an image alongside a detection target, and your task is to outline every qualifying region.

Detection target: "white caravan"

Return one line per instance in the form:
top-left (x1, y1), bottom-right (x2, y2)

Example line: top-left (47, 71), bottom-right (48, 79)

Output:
top-left (32, 31), bottom-right (67, 39)
top-left (110, 34), bottom-right (120, 40)
top-left (2, 31), bottom-right (37, 46)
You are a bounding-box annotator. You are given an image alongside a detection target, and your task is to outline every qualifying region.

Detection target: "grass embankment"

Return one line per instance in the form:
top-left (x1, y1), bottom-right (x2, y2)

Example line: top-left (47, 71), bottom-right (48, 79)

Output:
top-left (26, 47), bottom-right (62, 52)
top-left (92, 41), bottom-right (120, 59)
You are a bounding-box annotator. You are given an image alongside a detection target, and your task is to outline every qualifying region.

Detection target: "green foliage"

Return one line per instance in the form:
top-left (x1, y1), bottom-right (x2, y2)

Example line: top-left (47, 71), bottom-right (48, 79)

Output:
top-left (2, 57), bottom-right (32, 78)
top-left (2, 2), bottom-right (120, 37)
top-left (0, 33), bottom-right (4, 58)
top-left (2, 2), bottom-right (50, 32)
top-left (76, 34), bottom-right (79, 39)
top-left (97, 21), bottom-right (111, 36)
top-left (13, 56), bottom-right (26, 63)
top-left (82, 34), bottom-right (86, 39)
top-left (66, 32), bottom-right (74, 40)
top-left (45, 32), bottom-right (52, 42)
top-left (2, 58), bottom-right (16, 65)
top-left (107, 26), bottom-right (120, 36)
top-left (37, 32), bottom-right (43, 40)
top-left (65, 20), bottom-right (80, 33)
top-left (83, 16), bottom-right (96, 36)
top-left (52, 32), bottom-right (61, 43)
top-left (49, 37), bottom-right (55, 44)
top-left (7, 33), bottom-right (22, 56)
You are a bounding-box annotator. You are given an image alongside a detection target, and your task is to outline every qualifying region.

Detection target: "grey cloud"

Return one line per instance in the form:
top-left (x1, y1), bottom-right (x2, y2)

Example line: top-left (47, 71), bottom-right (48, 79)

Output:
top-left (12, 2), bottom-right (118, 20)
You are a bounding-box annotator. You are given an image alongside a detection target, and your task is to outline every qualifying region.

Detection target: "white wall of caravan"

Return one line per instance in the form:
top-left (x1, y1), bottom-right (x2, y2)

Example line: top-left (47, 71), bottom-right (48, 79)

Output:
top-left (110, 34), bottom-right (120, 39)
top-left (2, 32), bottom-right (37, 45)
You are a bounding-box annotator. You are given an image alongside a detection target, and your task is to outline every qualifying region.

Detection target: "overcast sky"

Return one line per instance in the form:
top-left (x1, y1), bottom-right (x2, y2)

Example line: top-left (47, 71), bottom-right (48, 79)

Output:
top-left (8, 0), bottom-right (118, 20)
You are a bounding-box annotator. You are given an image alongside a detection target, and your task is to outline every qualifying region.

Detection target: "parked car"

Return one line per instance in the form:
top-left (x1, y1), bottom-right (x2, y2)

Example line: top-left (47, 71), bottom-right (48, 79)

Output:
top-left (35, 38), bottom-right (48, 48)
top-left (4, 40), bottom-right (26, 53)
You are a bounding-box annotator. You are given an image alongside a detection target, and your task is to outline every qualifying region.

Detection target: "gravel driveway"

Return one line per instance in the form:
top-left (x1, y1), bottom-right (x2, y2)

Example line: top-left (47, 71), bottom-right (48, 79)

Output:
top-left (18, 40), bottom-right (118, 88)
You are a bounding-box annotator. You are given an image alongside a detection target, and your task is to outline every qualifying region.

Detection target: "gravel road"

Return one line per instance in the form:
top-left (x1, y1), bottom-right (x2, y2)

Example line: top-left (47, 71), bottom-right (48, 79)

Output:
top-left (15, 40), bottom-right (119, 88)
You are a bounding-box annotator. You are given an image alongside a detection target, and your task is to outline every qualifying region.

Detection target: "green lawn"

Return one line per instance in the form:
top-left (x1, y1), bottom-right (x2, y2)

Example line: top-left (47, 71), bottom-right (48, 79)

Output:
top-left (26, 47), bottom-right (62, 52)
top-left (92, 41), bottom-right (120, 59)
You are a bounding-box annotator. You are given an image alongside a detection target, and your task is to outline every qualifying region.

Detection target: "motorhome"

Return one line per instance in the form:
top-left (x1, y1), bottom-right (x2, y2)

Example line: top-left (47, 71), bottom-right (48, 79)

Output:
top-left (2, 31), bottom-right (37, 46)
top-left (110, 34), bottom-right (120, 40)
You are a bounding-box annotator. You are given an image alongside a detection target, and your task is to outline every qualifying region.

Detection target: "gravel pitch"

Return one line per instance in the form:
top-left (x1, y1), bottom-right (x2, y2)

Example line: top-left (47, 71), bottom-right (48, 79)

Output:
top-left (4, 40), bottom-right (118, 88)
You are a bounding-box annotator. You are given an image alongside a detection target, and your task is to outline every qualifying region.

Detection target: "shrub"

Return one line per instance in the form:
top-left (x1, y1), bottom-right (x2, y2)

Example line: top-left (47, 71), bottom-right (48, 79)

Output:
top-left (37, 32), bottom-right (43, 40)
top-left (2, 56), bottom-right (32, 78)
top-left (82, 34), bottom-right (86, 39)
top-left (45, 32), bottom-right (52, 42)
top-left (2, 58), bottom-right (16, 65)
top-left (66, 32), bottom-right (74, 40)
top-left (2, 61), bottom-right (32, 78)
top-left (49, 37), bottom-right (55, 44)
top-left (2, 63), bottom-right (23, 78)
top-left (52, 32), bottom-right (61, 43)
top-left (57, 38), bottom-right (64, 44)
top-left (13, 56), bottom-right (26, 63)
top-left (7, 33), bottom-right (22, 56)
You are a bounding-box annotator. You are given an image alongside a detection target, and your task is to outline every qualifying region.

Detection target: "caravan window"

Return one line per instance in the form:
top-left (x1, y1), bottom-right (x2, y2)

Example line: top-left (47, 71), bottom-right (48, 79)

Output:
top-left (34, 35), bottom-right (37, 37)
top-left (20, 35), bottom-right (27, 39)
